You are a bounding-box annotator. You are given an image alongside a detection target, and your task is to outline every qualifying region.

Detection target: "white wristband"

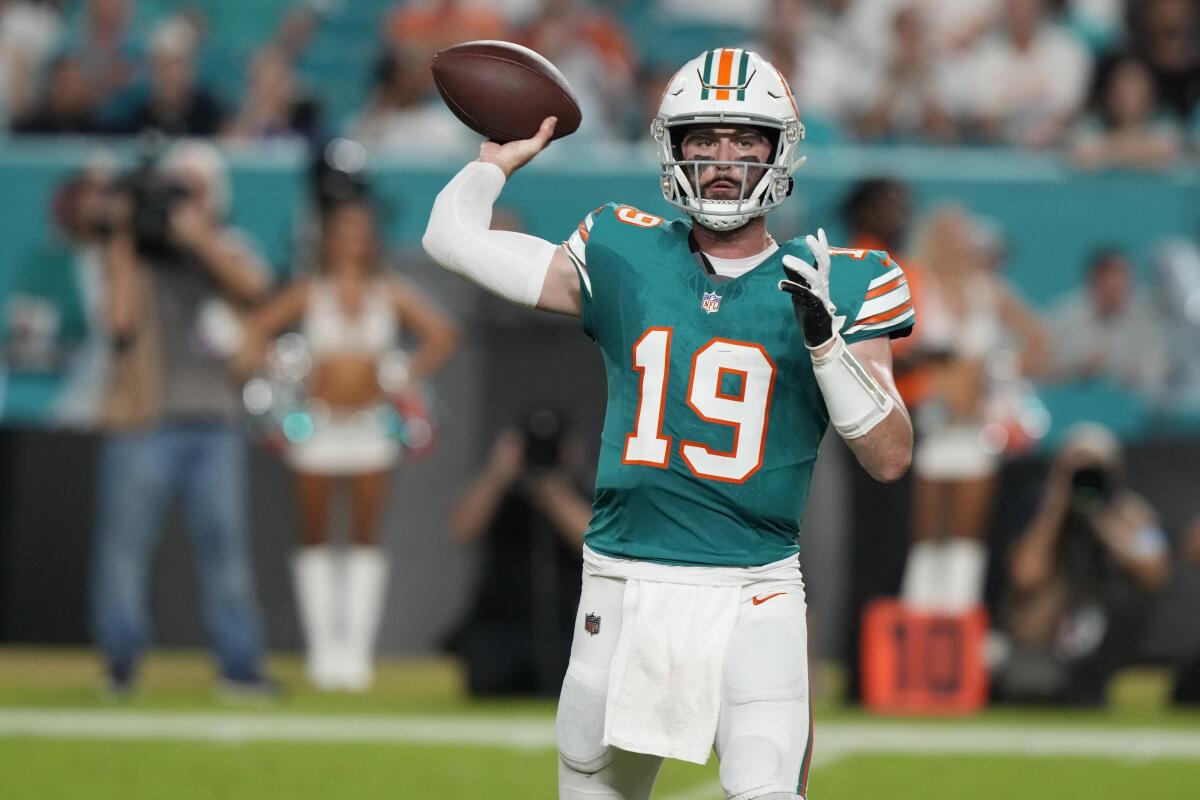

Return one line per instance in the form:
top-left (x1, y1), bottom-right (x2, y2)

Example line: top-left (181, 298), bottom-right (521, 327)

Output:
top-left (810, 335), bottom-right (894, 439)
top-left (421, 161), bottom-right (557, 307)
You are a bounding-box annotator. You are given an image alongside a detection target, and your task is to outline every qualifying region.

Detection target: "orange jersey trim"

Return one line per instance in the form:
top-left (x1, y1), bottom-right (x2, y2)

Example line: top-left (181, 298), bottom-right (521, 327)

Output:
top-left (864, 276), bottom-right (906, 300)
top-left (855, 301), bottom-right (914, 327)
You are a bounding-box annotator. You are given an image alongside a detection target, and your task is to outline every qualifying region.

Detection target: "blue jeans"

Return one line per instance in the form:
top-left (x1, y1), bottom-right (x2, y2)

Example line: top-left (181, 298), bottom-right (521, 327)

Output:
top-left (92, 423), bottom-right (265, 682)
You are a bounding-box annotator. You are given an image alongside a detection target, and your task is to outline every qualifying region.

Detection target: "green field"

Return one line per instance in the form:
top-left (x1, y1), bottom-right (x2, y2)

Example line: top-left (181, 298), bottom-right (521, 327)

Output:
top-left (2, 649), bottom-right (1198, 799)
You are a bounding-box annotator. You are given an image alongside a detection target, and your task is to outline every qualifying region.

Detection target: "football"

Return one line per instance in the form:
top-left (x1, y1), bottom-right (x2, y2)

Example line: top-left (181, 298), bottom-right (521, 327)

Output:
top-left (431, 40), bottom-right (582, 144)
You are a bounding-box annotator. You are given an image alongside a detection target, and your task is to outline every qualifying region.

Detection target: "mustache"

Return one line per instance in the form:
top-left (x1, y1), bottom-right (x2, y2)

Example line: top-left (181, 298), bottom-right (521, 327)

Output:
top-left (695, 156), bottom-right (766, 191)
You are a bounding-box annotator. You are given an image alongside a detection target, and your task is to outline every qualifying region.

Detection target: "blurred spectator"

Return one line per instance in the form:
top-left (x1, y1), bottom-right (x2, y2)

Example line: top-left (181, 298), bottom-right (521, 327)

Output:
top-left (1045, 247), bottom-right (1168, 394)
top-left (347, 48), bottom-right (475, 155)
top-left (752, 0), bottom-right (855, 138)
top-left (849, 3), bottom-right (959, 143)
top-left (239, 196), bottom-right (459, 691)
top-left (1171, 515), bottom-right (1200, 705)
top-left (1154, 239), bottom-right (1200, 418)
top-left (93, 141), bottom-right (274, 697)
top-left (1064, 0), bottom-right (1126, 52)
top-left (994, 424), bottom-right (1169, 705)
top-left (387, 0), bottom-right (509, 59)
top-left (224, 45), bottom-right (320, 145)
top-left (0, 0), bottom-right (64, 125)
top-left (273, 5), bottom-right (317, 63)
top-left (444, 411), bottom-right (592, 696)
top-left (520, 0), bottom-right (637, 141)
top-left (899, 206), bottom-right (1048, 614)
top-left (946, 0), bottom-right (1091, 147)
top-left (1069, 54), bottom-right (1183, 170)
top-left (107, 17), bottom-right (224, 137)
top-left (841, 0), bottom-right (1000, 63)
top-left (841, 175), bottom-right (913, 254)
top-left (655, 0), bottom-right (769, 28)
top-left (66, 0), bottom-right (141, 109)
top-left (1128, 0), bottom-right (1200, 123)
top-left (11, 53), bottom-right (98, 134)
top-left (0, 159), bottom-right (114, 425)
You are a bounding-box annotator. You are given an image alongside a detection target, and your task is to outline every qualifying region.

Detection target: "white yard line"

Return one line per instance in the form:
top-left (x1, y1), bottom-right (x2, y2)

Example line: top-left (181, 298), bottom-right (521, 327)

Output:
top-left (0, 710), bottom-right (557, 750)
top-left (2, 709), bottom-right (1198, 800)
top-left (818, 724), bottom-right (1200, 762)
top-left (4, 710), bottom-right (1200, 760)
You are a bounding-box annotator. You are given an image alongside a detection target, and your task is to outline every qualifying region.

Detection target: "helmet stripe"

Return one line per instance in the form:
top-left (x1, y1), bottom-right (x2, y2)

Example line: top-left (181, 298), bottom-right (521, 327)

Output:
top-left (715, 48), bottom-right (735, 100)
top-left (700, 49), bottom-right (714, 100)
top-left (736, 50), bottom-right (750, 100)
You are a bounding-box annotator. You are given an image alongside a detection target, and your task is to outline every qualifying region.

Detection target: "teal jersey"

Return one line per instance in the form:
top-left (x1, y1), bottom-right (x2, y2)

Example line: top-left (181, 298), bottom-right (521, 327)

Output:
top-left (564, 204), bottom-right (913, 567)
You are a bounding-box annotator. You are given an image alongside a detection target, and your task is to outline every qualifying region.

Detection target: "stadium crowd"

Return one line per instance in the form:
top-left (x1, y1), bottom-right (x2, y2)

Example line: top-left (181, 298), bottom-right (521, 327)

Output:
top-left (0, 0), bottom-right (1197, 163)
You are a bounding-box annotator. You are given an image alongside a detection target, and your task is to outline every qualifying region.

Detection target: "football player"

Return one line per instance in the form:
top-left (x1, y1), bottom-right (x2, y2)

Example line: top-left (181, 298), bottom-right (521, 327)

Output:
top-left (424, 49), bottom-right (914, 800)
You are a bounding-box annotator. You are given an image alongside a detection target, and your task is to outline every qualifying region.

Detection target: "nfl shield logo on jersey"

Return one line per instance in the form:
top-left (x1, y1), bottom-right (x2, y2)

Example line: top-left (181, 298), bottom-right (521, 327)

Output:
top-left (701, 291), bottom-right (723, 313)
top-left (584, 612), bottom-right (601, 636)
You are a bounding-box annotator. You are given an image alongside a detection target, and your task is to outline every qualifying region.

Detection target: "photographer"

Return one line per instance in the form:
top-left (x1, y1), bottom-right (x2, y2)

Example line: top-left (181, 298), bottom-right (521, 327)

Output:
top-left (994, 424), bottom-right (1169, 706)
top-left (443, 410), bottom-right (592, 696)
top-left (93, 140), bottom-right (274, 696)
top-left (1, 161), bottom-right (114, 426)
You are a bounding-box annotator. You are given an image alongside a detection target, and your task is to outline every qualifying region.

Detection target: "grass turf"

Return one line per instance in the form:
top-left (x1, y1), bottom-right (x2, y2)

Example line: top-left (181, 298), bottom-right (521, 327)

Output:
top-left (2, 648), bottom-right (1198, 799)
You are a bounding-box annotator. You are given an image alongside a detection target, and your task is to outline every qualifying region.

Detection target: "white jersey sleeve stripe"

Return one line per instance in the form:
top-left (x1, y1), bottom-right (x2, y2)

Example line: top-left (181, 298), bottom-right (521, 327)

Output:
top-left (566, 228), bottom-right (587, 265)
top-left (867, 265), bottom-right (903, 289)
top-left (563, 243), bottom-right (593, 297)
top-left (844, 307), bottom-right (915, 336)
top-left (855, 284), bottom-right (911, 321)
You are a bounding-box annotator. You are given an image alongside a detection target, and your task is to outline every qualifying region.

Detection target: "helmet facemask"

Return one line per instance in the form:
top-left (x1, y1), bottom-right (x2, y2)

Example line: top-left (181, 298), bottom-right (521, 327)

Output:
top-left (653, 116), bottom-right (803, 231)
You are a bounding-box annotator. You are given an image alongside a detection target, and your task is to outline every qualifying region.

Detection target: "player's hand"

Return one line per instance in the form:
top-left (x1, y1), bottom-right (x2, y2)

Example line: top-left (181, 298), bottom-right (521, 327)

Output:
top-left (779, 228), bottom-right (846, 349)
top-left (478, 116), bottom-right (557, 179)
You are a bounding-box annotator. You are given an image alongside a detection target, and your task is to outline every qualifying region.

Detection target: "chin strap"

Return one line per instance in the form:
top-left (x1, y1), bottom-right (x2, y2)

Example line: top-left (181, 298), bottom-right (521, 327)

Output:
top-left (809, 335), bottom-right (894, 439)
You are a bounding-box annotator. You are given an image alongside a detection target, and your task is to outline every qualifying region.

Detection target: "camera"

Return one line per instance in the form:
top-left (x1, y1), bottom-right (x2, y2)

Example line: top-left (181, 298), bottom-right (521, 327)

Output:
top-left (523, 409), bottom-right (564, 471)
top-left (1069, 464), bottom-right (1114, 512)
top-left (120, 138), bottom-right (193, 261)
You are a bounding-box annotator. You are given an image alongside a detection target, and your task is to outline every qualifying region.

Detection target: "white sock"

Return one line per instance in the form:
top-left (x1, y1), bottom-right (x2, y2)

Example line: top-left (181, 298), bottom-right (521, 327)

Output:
top-left (341, 547), bottom-right (390, 691)
top-left (901, 540), bottom-right (942, 611)
top-left (942, 538), bottom-right (987, 613)
top-left (291, 546), bottom-right (341, 690)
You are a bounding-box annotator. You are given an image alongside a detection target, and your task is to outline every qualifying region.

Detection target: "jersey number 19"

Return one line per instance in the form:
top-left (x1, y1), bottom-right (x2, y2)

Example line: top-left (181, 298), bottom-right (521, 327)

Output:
top-left (623, 327), bottom-right (776, 484)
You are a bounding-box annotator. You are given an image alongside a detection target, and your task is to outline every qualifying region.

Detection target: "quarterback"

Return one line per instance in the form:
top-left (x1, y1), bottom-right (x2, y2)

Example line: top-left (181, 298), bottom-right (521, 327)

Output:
top-left (424, 49), bottom-right (914, 800)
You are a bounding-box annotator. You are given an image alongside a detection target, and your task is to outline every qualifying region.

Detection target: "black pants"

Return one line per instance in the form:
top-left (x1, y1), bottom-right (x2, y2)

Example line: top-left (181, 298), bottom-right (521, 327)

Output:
top-left (995, 579), bottom-right (1153, 706)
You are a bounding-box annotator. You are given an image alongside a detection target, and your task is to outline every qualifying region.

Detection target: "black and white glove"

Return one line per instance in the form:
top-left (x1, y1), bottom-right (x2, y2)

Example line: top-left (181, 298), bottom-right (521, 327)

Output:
top-left (778, 228), bottom-right (894, 439)
top-left (778, 228), bottom-right (845, 349)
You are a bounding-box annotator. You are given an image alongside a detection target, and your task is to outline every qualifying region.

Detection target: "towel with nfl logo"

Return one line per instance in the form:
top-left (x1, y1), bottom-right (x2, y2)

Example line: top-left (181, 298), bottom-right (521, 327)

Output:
top-left (601, 577), bottom-right (741, 764)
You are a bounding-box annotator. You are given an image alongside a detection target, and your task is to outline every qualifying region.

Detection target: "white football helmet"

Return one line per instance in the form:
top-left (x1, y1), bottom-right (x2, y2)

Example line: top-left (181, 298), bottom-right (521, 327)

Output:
top-left (652, 48), bottom-right (805, 231)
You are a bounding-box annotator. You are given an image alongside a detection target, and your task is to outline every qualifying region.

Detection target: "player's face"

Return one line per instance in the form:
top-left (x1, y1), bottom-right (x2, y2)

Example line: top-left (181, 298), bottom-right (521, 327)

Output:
top-left (679, 127), bottom-right (773, 201)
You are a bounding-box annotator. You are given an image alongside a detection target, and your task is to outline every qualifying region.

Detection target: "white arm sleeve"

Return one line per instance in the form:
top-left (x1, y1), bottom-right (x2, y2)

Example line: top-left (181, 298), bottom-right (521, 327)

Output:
top-left (810, 335), bottom-right (895, 439)
top-left (421, 161), bottom-right (558, 307)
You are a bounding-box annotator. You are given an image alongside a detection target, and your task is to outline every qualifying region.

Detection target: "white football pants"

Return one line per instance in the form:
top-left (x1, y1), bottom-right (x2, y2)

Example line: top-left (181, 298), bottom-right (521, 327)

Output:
top-left (557, 571), bottom-right (813, 800)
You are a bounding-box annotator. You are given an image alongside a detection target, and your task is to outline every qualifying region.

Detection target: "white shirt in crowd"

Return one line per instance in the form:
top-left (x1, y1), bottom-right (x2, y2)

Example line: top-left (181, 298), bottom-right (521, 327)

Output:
top-left (0, 0), bottom-right (62, 123)
top-left (942, 21), bottom-right (1091, 142)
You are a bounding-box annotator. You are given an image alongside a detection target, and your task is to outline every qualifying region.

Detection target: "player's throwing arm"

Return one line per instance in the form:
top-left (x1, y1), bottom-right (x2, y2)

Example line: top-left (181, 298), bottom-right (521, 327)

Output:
top-left (422, 41), bottom-right (585, 317)
top-left (421, 116), bottom-right (584, 318)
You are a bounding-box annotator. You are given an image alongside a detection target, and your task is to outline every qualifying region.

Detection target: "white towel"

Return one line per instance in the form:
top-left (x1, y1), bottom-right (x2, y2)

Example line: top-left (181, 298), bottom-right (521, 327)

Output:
top-left (601, 578), bottom-right (741, 765)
